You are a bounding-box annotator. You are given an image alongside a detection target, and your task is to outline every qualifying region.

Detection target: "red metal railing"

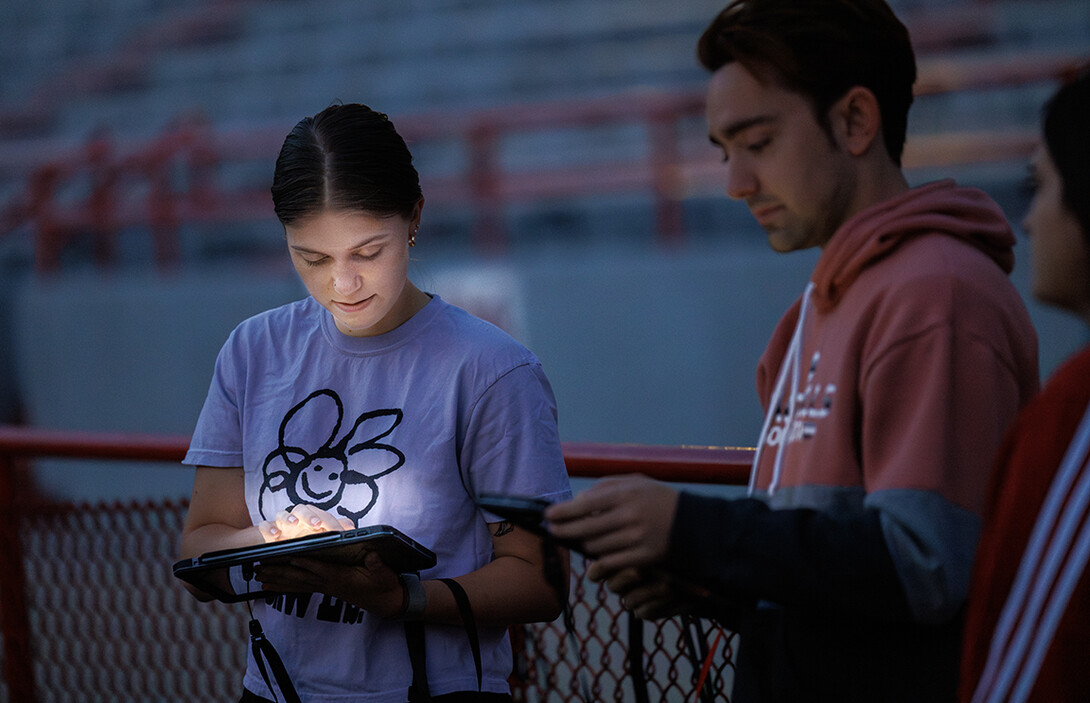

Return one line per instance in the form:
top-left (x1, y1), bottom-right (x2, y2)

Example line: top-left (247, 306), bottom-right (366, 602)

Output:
top-left (0, 425), bottom-right (753, 702)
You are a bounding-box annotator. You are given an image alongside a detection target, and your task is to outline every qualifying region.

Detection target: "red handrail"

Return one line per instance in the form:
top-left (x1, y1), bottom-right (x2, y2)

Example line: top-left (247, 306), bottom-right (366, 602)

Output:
top-left (561, 440), bottom-right (753, 484)
top-left (0, 425), bottom-right (754, 482)
top-left (0, 425), bottom-right (192, 462)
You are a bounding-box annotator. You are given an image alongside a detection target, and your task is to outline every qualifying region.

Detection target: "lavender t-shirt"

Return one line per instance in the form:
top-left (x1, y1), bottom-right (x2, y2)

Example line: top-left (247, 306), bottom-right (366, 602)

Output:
top-left (184, 294), bottom-right (571, 702)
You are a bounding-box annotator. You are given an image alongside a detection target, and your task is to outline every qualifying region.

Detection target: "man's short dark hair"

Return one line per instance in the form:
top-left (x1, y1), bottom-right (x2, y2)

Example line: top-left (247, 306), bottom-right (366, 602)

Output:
top-left (697, 0), bottom-right (917, 165)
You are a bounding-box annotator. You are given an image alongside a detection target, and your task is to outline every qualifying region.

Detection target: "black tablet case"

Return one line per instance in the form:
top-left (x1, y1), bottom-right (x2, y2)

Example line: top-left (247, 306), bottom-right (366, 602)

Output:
top-left (172, 524), bottom-right (436, 603)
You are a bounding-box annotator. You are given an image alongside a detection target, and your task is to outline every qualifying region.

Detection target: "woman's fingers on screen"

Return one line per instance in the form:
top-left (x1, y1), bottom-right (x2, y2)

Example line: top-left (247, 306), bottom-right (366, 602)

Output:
top-left (282, 504), bottom-right (347, 533)
top-left (256, 520), bottom-right (281, 542)
top-left (266, 504), bottom-right (343, 538)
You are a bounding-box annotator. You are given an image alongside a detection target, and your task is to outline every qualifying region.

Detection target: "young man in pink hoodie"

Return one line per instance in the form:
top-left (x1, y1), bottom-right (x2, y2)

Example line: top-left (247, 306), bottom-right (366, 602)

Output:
top-left (546, 1), bottom-right (1040, 700)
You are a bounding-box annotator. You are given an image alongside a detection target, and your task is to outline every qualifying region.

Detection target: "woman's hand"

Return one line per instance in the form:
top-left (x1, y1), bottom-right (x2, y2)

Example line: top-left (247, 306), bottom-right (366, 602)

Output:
top-left (250, 503), bottom-right (404, 616)
top-left (253, 550), bottom-right (406, 618)
top-left (256, 503), bottom-right (354, 542)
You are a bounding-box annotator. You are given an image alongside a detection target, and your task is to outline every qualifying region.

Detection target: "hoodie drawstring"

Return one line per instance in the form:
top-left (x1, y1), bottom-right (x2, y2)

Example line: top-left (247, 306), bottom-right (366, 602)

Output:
top-left (749, 281), bottom-right (815, 497)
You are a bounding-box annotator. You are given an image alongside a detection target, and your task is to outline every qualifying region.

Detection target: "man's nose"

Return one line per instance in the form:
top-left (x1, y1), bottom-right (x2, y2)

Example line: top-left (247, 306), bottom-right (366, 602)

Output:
top-left (725, 160), bottom-right (758, 201)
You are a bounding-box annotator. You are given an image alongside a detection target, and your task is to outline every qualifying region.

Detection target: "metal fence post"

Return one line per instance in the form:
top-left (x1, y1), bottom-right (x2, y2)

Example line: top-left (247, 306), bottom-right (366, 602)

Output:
top-left (0, 452), bottom-right (37, 702)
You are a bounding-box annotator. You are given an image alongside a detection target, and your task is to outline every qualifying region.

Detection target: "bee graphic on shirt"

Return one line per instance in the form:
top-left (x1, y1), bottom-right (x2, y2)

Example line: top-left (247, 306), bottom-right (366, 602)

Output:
top-left (259, 389), bottom-right (405, 525)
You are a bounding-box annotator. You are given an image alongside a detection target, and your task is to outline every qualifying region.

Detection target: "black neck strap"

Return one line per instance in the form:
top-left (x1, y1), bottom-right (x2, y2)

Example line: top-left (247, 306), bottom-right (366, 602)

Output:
top-left (239, 572), bottom-right (483, 703)
top-left (405, 618), bottom-right (431, 703)
top-left (405, 577), bottom-right (483, 702)
top-left (627, 612), bottom-right (651, 703)
top-left (249, 617), bottom-right (301, 703)
top-left (441, 577), bottom-right (483, 691)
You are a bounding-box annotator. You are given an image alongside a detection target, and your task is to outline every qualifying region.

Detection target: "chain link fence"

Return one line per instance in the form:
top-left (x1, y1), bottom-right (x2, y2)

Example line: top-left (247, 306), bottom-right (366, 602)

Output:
top-left (4, 498), bottom-right (737, 702)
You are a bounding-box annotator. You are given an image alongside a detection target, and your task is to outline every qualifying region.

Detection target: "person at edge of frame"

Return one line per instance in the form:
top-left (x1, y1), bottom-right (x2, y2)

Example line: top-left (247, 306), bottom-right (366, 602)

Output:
top-left (961, 65), bottom-right (1090, 703)
top-left (545, 1), bottom-right (1040, 701)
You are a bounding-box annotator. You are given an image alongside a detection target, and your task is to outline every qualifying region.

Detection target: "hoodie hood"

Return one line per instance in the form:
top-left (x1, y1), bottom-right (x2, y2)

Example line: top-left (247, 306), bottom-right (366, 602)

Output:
top-left (811, 179), bottom-right (1016, 313)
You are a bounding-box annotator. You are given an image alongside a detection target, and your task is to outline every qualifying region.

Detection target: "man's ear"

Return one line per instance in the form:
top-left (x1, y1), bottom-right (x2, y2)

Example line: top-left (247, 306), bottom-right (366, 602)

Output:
top-left (831, 86), bottom-right (883, 157)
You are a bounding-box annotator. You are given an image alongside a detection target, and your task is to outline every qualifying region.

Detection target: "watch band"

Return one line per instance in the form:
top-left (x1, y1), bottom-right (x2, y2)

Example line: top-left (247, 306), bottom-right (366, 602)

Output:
top-left (399, 572), bottom-right (427, 620)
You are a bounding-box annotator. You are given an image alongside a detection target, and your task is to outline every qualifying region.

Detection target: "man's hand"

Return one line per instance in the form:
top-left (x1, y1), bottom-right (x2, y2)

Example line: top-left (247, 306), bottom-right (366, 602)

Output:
top-left (604, 567), bottom-right (702, 620)
top-left (545, 474), bottom-right (680, 579)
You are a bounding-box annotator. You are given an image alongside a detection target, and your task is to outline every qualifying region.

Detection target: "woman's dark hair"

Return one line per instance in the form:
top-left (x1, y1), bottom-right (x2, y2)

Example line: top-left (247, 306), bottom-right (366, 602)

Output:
top-left (271, 103), bottom-right (422, 225)
top-left (1042, 67), bottom-right (1090, 238)
top-left (696, 0), bottom-right (916, 166)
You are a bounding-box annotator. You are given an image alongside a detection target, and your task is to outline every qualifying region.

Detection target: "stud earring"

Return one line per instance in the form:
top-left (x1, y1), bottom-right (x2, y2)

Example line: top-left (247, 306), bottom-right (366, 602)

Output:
top-left (409, 225), bottom-right (418, 248)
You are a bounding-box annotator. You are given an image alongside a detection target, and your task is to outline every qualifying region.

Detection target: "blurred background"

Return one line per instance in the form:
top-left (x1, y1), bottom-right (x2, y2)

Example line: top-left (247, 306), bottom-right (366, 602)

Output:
top-left (0, 0), bottom-right (1087, 503)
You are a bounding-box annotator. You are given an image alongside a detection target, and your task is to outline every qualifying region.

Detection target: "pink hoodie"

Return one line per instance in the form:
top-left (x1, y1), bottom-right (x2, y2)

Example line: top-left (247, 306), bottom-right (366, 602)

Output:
top-left (751, 179), bottom-right (1039, 619)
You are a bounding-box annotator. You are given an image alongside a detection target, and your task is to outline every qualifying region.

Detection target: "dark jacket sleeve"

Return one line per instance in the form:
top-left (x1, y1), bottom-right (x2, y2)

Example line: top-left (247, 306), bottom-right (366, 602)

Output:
top-left (665, 492), bottom-right (915, 622)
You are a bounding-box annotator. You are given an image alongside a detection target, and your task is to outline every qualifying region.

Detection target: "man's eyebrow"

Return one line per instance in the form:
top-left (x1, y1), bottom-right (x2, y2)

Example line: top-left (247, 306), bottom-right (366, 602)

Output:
top-left (709, 114), bottom-right (777, 144)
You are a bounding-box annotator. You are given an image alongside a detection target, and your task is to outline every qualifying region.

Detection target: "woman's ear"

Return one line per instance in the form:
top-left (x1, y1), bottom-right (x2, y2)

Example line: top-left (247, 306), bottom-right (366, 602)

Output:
top-left (831, 86), bottom-right (883, 158)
